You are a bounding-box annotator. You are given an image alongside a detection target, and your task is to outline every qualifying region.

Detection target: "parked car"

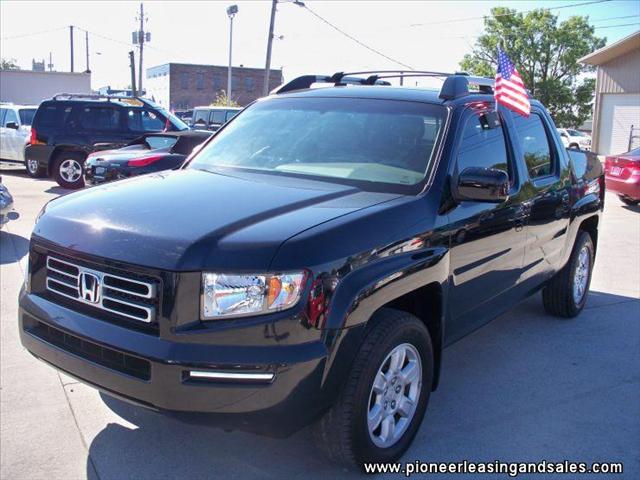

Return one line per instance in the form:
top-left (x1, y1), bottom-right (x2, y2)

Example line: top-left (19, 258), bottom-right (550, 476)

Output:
top-left (0, 103), bottom-right (38, 164)
top-left (85, 130), bottom-right (212, 185)
top-left (19, 71), bottom-right (604, 469)
top-left (604, 146), bottom-right (640, 205)
top-left (0, 177), bottom-right (16, 229)
top-left (190, 106), bottom-right (241, 131)
top-left (557, 128), bottom-right (592, 151)
top-left (24, 94), bottom-right (189, 189)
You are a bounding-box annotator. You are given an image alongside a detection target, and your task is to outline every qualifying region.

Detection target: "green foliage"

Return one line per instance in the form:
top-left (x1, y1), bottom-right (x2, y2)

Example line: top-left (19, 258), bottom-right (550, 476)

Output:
top-left (211, 90), bottom-right (240, 107)
top-left (0, 58), bottom-right (20, 70)
top-left (460, 7), bottom-right (606, 127)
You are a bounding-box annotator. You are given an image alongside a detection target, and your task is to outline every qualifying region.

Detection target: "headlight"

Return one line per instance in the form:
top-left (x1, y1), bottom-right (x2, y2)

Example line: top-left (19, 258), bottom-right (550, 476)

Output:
top-left (201, 271), bottom-right (306, 319)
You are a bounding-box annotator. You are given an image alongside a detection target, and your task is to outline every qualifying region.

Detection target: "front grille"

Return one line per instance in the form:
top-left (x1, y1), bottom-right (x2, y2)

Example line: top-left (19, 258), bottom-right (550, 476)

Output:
top-left (46, 255), bottom-right (157, 323)
top-left (26, 317), bottom-right (151, 381)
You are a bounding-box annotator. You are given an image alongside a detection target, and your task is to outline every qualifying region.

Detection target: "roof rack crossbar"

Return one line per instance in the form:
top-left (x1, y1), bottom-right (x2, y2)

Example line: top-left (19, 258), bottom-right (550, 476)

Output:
top-left (272, 71), bottom-right (495, 99)
top-left (52, 92), bottom-right (143, 102)
top-left (272, 74), bottom-right (390, 94)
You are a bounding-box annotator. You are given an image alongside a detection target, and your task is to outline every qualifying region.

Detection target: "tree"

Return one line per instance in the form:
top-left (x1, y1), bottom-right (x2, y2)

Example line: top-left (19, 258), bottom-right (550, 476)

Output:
top-left (460, 7), bottom-right (606, 127)
top-left (0, 58), bottom-right (20, 70)
top-left (210, 90), bottom-right (240, 107)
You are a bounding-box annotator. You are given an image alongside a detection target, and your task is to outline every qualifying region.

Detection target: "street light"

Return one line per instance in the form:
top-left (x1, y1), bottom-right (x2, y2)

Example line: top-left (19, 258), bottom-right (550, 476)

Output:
top-left (227, 4), bottom-right (238, 106)
top-left (262, 0), bottom-right (305, 96)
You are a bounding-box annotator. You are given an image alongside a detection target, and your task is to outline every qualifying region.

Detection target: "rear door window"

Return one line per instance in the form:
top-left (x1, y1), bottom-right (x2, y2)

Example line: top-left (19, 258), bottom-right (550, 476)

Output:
top-left (19, 109), bottom-right (36, 126)
top-left (210, 110), bottom-right (226, 125)
top-left (513, 113), bottom-right (556, 179)
top-left (79, 107), bottom-right (121, 131)
top-left (192, 109), bottom-right (209, 127)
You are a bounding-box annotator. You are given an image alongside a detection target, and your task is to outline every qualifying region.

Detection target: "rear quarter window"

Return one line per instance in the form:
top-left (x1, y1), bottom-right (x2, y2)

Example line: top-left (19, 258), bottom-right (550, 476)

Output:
top-left (35, 104), bottom-right (73, 129)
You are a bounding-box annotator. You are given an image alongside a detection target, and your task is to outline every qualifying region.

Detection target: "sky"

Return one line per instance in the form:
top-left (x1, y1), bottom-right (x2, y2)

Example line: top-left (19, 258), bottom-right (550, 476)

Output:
top-left (1, 0), bottom-right (639, 90)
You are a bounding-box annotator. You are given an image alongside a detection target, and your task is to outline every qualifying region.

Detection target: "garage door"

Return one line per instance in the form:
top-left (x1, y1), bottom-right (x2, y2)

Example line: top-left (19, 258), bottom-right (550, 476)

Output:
top-left (599, 93), bottom-right (640, 155)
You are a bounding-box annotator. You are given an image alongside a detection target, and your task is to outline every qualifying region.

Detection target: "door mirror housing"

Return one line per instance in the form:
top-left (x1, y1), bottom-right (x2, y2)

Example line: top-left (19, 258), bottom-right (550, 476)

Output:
top-left (5, 122), bottom-right (19, 130)
top-left (455, 167), bottom-right (509, 203)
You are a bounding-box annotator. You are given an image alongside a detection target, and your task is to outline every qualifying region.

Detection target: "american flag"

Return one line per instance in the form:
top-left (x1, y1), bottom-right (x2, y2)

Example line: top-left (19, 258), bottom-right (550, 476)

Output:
top-left (495, 47), bottom-right (530, 117)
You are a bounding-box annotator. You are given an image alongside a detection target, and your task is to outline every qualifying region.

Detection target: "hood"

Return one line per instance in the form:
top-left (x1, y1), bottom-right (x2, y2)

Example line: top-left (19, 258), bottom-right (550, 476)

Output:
top-left (34, 169), bottom-right (399, 271)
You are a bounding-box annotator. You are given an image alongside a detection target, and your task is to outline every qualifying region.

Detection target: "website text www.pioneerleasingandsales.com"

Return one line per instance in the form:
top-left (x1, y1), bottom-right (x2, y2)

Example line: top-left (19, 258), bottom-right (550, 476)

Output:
top-left (363, 460), bottom-right (624, 477)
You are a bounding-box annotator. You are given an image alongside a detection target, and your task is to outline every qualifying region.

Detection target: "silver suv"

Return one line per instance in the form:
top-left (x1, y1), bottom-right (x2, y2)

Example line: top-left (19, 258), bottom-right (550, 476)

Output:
top-left (0, 103), bottom-right (38, 166)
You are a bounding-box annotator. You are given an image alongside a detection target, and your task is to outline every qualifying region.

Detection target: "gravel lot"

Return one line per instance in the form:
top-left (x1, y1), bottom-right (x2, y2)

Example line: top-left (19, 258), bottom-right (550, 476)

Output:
top-left (1, 165), bottom-right (639, 479)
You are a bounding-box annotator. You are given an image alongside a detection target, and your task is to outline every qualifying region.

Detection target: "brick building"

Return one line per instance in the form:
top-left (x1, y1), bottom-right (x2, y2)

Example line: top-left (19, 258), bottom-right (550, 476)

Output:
top-left (145, 63), bottom-right (283, 110)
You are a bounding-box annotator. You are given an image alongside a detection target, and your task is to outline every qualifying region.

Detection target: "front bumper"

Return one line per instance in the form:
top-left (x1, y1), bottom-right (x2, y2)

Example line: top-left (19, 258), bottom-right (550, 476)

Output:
top-left (19, 290), bottom-right (330, 437)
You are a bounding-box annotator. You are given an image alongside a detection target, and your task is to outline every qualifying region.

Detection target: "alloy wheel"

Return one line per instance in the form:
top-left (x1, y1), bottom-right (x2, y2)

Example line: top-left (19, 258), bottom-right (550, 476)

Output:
top-left (367, 343), bottom-right (422, 448)
top-left (573, 245), bottom-right (590, 304)
top-left (59, 159), bottom-right (82, 183)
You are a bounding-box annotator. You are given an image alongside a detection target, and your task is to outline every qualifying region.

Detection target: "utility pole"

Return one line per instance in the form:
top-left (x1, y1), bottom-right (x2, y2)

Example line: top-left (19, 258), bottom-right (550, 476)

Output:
top-left (262, 0), bottom-right (277, 96)
top-left (227, 5), bottom-right (238, 106)
top-left (137, 3), bottom-right (145, 95)
top-left (129, 51), bottom-right (137, 97)
top-left (48, 52), bottom-right (54, 72)
top-left (85, 30), bottom-right (90, 72)
top-left (69, 25), bottom-right (74, 72)
top-left (262, 1), bottom-right (304, 96)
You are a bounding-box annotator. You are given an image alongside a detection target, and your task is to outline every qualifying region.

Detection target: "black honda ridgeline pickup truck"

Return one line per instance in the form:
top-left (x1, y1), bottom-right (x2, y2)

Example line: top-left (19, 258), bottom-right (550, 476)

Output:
top-left (19, 72), bottom-right (604, 468)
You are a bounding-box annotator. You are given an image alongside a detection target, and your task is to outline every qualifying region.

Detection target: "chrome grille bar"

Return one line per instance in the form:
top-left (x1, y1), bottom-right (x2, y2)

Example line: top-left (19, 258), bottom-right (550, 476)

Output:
top-left (45, 256), bottom-right (157, 323)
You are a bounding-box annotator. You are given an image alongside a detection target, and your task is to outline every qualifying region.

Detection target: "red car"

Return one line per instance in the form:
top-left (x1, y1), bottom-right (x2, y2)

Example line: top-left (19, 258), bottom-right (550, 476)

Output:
top-left (605, 147), bottom-right (640, 206)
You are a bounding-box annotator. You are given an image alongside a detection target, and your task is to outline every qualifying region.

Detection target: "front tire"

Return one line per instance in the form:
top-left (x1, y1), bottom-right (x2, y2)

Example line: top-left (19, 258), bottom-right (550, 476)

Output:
top-left (26, 158), bottom-right (46, 178)
top-left (313, 308), bottom-right (433, 469)
top-left (542, 231), bottom-right (594, 317)
top-left (53, 152), bottom-right (85, 189)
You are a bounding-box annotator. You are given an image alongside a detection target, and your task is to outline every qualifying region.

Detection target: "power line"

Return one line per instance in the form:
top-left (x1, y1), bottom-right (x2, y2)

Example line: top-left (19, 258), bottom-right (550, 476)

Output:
top-left (594, 22), bottom-right (640, 29)
top-left (589, 14), bottom-right (640, 23)
top-left (409, 0), bottom-right (612, 27)
top-left (1, 26), bottom-right (66, 41)
top-left (299, 3), bottom-right (414, 70)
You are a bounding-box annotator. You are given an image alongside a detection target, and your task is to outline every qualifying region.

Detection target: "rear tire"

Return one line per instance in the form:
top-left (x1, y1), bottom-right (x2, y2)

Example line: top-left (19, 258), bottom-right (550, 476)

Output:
top-left (53, 152), bottom-right (85, 189)
top-left (618, 195), bottom-right (639, 206)
top-left (312, 308), bottom-right (433, 469)
top-left (26, 158), bottom-right (46, 178)
top-left (542, 231), bottom-right (594, 318)
top-left (569, 143), bottom-right (580, 150)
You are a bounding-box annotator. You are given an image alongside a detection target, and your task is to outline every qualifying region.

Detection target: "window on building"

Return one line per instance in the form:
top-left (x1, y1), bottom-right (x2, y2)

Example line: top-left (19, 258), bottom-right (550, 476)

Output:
top-left (244, 76), bottom-right (254, 91)
top-left (457, 112), bottom-right (510, 177)
top-left (196, 72), bottom-right (205, 90)
top-left (213, 75), bottom-right (223, 90)
top-left (180, 72), bottom-right (189, 89)
top-left (512, 113), bottom-right (555, 179)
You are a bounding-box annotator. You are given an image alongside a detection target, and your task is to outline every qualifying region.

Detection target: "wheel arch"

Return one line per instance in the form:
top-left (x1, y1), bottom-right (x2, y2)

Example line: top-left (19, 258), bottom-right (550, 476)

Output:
top-left (320, 247), bottom-right (449, 404)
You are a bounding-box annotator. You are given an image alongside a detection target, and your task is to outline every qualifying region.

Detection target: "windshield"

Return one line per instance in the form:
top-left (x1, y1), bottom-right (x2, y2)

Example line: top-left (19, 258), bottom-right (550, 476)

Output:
top-left (19, 108), bottom-right (36, 126)
top-left (145, 135), bottom-right (178, 150)
top-left (567, 129), bottom-right (587, 137)
top-left (188, 97), bottom-right (446, 192)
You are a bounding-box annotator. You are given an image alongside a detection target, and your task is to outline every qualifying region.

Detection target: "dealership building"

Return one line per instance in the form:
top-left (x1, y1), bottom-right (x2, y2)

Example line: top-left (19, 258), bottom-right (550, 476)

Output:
top-left (145, 63), bottom-right (283, 110)
top-left (579, 31), bottom-right (640, 155)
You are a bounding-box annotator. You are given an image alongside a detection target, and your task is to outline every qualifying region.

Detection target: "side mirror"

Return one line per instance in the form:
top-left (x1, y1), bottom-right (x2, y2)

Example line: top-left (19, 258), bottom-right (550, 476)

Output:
top-left (5, 122), bottom-right (19, 130)
top-left (455, 167), bottom-right (509, 203)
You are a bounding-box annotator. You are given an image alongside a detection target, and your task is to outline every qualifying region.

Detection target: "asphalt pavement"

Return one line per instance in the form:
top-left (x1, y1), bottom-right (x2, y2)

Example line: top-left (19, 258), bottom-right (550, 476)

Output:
top-left (1, 165), bottom-right (638, 479)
